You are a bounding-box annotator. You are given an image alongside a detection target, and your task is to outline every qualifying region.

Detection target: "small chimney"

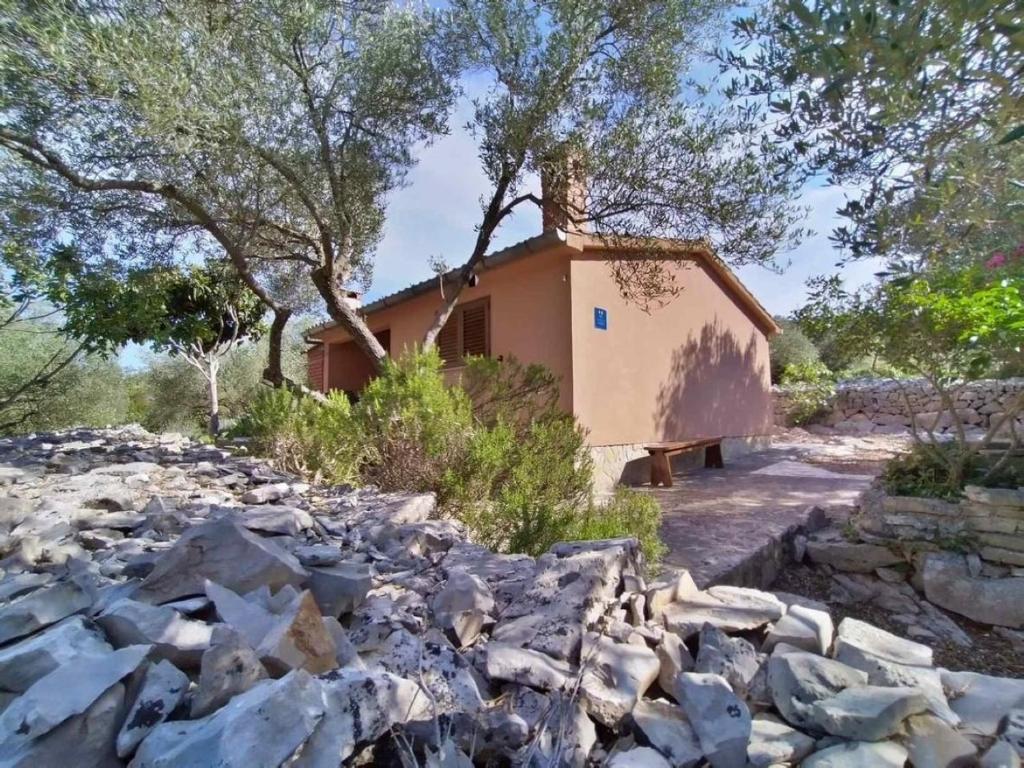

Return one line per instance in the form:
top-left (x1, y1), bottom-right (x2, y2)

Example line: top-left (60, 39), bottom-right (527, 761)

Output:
top-left (540, 150), bottom-right (587, 233)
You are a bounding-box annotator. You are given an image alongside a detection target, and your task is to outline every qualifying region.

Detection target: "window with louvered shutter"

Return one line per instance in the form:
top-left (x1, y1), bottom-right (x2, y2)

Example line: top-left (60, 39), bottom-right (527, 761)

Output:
top-left (437, 317), bottom-right (459, 365)
top-left (461, 301), bottom-right (488, 358)
top-left (436, 298), bottom-right (490, 368)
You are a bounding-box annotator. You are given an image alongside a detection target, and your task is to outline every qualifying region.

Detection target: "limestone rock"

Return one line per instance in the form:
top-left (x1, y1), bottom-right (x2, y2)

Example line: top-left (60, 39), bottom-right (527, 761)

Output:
top-left (578, 631), bottom-right (660, 728)
top-left (525, 694), bottom-right (596, 768)
top-left (807, 539), bottom-right (904, 573)
top-left (0, 681), bottom-right (125, 768)
top-left (130, 670), bottom-right (324, 768)
top-left (903, 713), bottom-right (977, 768)
top-left (811, 685), bottom-right (928, 741)
top-left (662, 585), bottom-right (785, 639)
top-left (240, 482), bottom-right (290, 504)
top-left (0, 579), bottom-right (92, 645)
top-left (694, 624), bottom-right (762, 697)
top-left (0, 615), bottom-right (111, 693)
top-left (922, 553), bottom-right (1024, 628)
top-left (607, 747), bottom-right (672, 768)
top-left (746, 716), bottom-right (816, 768)
top-left (482, 642), bottom-right (571, 691)
top-left (293, 668), bottom-right (428, 768)
top-left (116, 659), bottom-right (188, 757)
top-left (304, 562), bottom-right (372, 618)
top-left (361, 628), bottom-right (483, 716)
top-left (493, 541), bottom-right (638, 661)
top-left (981, 741), bottom-right (1022, 768)
top-left (646, 570), bottom-right (699, 621)
top-left (97, 598), bottom-right (213, 667)
top-left (832, 617), bottom-right (956, 725)
top-left (675, 672), bottom-right (751, 768)
top-left (941, 670), bottom-right (1024, 736)
top-left (655, 631), bottom-right (694, 694)
top-left (630, 699), bottom-right (703, 768)
top-left (206, 582), bottom-right (337, 675)
top-left (432, 568), bottom-right (495, 648)
top-left (294, 545), bottom-right (343, 568)
top-left (0, 644), bottom-right (150, 750)
top-left (802, 740), bottom-right (909, 767)
top-left (136, 519), bottom-right (307, 604)
top-left (763, 604), bottom-right (834, 656)
top-left (1002, 709), bottom-right (1024, 759)
top-left (767, 652), bottom-right (868, 731)
top-left (191, 630), bottom-right (268, 718)
top-left (229, 504), bottom-right (313, 536)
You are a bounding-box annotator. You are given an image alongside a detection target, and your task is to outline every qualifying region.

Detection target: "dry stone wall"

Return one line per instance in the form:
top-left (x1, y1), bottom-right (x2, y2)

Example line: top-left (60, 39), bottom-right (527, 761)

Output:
top-left (774, 377), bottom-right (1024, 435)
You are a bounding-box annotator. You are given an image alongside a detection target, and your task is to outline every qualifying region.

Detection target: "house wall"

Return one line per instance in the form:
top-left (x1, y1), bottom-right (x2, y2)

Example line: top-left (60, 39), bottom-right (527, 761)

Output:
top-left (315, 245), bottom-right (576, 409)
top-left (569, 254), bottom-right (773, 447)
top-left (307, 344), bottom-right (324, 390)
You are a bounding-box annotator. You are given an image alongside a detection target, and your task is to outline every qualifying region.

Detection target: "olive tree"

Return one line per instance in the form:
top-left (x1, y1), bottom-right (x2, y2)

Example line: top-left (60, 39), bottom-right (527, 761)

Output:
top-left (723, 0), bottom-right (1023, 257)
top-left (421, 0), bottom-right (806, 343)
top-left (0, 0), bottom-right (457, 376)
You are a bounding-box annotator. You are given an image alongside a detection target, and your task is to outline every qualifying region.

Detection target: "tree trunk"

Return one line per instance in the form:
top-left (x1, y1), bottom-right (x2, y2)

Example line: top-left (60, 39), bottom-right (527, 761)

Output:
top-left (207, 353), bottom-right (221, 437)
top-left (311, 266), bottom-right (387, 370)
top-left (422, 175), bottom-right (514, 347)
top-left (263, 308), bottom-right (292, 387)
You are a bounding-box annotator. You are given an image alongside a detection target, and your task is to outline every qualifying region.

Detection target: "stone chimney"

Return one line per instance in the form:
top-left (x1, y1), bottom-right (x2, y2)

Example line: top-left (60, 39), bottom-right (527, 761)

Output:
top-left (540, 151), bottom-right (587, 233)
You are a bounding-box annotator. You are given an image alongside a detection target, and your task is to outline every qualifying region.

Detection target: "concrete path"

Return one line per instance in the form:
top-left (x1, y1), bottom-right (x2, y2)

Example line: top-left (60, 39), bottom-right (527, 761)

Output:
top-left (647, 439), bottom-right (897, 588)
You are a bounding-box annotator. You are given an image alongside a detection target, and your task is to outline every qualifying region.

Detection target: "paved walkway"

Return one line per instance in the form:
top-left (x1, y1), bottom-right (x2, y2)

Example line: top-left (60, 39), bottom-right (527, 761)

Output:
top-left (647, 436), bottom-right (903, 588)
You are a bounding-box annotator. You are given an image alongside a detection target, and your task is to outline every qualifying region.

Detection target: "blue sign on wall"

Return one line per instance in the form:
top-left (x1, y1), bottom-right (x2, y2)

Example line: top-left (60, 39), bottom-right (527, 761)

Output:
top-left (594, 307), bottom-right (608, 330)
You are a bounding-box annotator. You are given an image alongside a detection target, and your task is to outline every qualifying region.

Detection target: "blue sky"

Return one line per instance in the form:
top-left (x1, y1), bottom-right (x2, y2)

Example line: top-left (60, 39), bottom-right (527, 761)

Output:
top-left (365, 111), bottom-right (881, 317)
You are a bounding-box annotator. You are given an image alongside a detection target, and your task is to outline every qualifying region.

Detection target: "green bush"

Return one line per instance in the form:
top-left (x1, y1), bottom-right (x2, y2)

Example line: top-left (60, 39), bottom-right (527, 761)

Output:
top-left (779, 361), bottom-right (835, 426)
top-left (883, 442), bottom-right (1024, 500)
top-left (237, 349), bottom-right (668, 568)
top-left (769, 319), bottom-right (821, 384)
top-left (354, 348), bottom-right (473, 492)
top-left (573, 488), bottom-right (667, 569)
top-left (443, 413), bottom-right (593, 556)
top-left (234, 387), bottom-right (363, 485)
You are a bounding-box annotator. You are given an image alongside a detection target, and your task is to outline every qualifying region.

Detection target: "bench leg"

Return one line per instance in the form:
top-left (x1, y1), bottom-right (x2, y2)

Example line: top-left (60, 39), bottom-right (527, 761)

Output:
top-left (650, 451), bottom-right (673, 487)
top-left (704, 443), bottom-right (724, 469)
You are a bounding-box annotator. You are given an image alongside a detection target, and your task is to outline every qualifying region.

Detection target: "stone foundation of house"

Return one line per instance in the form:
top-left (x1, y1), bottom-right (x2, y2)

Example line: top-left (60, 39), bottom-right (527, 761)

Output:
top-left (589, 435), bottom-right (772, 495)
top-left (773, 377), bottom-right (1024, 435)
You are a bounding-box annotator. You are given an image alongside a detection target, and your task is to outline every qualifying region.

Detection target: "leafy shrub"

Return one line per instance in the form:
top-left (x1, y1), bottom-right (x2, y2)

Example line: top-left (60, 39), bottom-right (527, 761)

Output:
top-left (883, 442), bottom-right (1024, 499)
top-left (234, 387), bottom-right (363, 485)
top-left (779, 361), bottom-right (835, 426)
top-left (573, 488), bottom-right (666, 568)
top-left (769, 319), bottom-right (820, 384)
top-left (460, 355), bottom-right (561, 429)
top-left (238, 349), bottom-right (668, 568)
top-left (443, 413), bottom-right (593, 556)
top-left (354, 348), bottom-right (473, 492)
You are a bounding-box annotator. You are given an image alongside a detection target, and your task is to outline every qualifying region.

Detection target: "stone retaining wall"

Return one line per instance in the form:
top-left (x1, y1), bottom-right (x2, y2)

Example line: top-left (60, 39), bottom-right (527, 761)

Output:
top-left (774, 377), bottom-right (1024, 435)
top-left (859, 486), bottom-right (1024, 573)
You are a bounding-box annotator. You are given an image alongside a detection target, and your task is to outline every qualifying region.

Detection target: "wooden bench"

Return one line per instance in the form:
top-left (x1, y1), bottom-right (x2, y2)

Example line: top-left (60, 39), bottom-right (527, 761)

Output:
top-left (644, 439), bottom-right (724, 488)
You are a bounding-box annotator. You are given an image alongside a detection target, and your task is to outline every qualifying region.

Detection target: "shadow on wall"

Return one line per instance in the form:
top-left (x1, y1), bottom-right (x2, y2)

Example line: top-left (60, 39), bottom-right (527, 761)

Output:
top-left (612, 319), bottom-right (772, 488)
top-left (654, 319), bottom-right (771, 440)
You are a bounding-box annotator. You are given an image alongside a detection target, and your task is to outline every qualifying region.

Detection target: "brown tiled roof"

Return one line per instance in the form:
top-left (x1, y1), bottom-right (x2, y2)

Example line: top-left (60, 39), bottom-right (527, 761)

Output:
top-left (306, 229), bottom-right (780, 339)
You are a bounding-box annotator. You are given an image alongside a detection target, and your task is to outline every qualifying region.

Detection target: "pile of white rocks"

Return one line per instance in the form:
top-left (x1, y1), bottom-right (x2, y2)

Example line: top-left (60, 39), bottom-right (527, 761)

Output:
top-left (774, 377), bottom-right (1024, 436)
top-left (1, 427), bottom-right (1023, 767)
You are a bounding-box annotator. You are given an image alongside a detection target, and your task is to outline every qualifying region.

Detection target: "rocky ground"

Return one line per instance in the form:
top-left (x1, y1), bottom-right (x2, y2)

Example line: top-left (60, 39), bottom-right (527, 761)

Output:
top-left (1, 427), bottom-right (1022, 767)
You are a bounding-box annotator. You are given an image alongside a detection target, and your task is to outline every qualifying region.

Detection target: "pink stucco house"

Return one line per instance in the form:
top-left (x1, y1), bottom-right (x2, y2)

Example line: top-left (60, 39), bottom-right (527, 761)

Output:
top-left (306, 215), bottom-right (779, 488)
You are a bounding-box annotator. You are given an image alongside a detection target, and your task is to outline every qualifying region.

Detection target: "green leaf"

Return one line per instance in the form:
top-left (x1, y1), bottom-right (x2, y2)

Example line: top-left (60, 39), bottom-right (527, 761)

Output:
top-left (998, 125), bottom-right (1024, 145)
